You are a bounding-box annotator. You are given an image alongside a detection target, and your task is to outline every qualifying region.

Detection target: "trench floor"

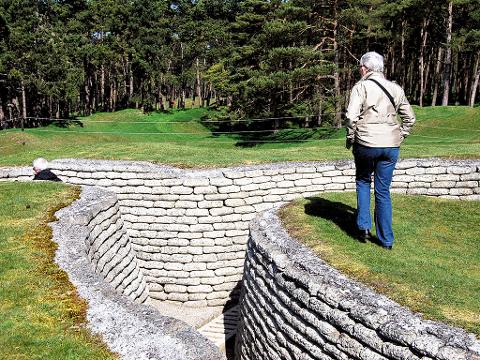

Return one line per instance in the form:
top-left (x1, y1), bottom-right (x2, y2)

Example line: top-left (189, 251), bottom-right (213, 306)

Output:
top-left (198, 306), bottom-right (240, 352)
top-left (148, 299), bottom-right (240, 354)
top-left (148, 298), bottom-right (224, 328)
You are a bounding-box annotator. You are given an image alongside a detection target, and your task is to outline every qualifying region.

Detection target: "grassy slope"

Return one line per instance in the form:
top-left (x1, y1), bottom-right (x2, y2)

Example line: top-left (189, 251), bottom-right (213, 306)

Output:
top-left (0, 105), bottom-right (478, 167)
top-left (400, 106), bottom-right (480, 159)
top-left (0, 182), bottom-right (116, 359)
top-left (279, 192), bottom-right (480, 336)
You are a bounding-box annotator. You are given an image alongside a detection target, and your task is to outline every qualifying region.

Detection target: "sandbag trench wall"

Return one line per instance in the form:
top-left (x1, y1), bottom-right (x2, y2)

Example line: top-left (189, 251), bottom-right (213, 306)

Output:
top-left (1, 158), bottom-right (480, 308)
top-left (236, 210), bottom-right (480, 360)
top-left (72, 185), bottom-right (150, 304)
top-left (51, 185), bottom-right (226, 360)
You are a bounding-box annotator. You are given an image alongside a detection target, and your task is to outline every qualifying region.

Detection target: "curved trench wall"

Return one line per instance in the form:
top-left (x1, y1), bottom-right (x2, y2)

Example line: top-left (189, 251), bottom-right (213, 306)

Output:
top-left (77, 187), bottom-right (149, 303)
top-left (236, 209), bottom-right (480, 360)
top-left (51, 186), bottom-right (225, 360)
top-left (1, 158), bottom-right (479, 307)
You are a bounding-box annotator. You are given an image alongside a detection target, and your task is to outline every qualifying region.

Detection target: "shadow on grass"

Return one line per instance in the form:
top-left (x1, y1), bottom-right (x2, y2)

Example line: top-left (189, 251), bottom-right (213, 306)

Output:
top-left (304, 196), bottom-right (359, 239)
top-left (51, 118), bottom-right (84, 128)
top-left (200, 110), bottom-right (342, 146)
top-left (234, 128), bottom-right (340, 147)
top-left (23, 117), bottom-right (84, 129)
top-left (304, 196), bottom-right (384, 246)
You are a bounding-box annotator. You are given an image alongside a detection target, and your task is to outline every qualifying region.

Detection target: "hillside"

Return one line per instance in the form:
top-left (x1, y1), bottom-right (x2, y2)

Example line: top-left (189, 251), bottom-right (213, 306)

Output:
top-left (0, 106), bottom-right (478, 167)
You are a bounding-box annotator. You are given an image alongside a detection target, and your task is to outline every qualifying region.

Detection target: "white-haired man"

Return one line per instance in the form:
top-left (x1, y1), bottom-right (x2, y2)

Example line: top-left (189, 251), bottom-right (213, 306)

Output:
top-left (33, 158), bottom-right (62, 182)
top-left (345, 51), bottom-right (416, 249)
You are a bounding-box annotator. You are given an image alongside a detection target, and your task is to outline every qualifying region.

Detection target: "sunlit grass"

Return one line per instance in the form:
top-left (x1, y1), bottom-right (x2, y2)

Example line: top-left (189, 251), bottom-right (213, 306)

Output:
top-left (0, 182), bottom-right (116, 359)
top-left (279, 192), bottom-right (480, 336)
top-left (0, 105), bottom-right (479, 167)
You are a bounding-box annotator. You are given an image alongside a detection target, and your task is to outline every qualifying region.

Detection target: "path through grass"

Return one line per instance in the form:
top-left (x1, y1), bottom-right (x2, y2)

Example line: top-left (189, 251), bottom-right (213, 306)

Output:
top-left (0, 182), bottom-right (116, 359)
top-left (279, 192), bottom-right (480, 336)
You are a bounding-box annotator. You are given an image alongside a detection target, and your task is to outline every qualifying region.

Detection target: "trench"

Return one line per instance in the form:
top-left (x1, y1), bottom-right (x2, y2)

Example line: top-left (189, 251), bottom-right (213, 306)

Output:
top-left (2, 158), bottom-right (479, 359)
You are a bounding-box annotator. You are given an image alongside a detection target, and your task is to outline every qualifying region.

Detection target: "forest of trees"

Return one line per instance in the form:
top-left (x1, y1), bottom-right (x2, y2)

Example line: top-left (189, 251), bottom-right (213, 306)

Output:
top-left (1, 0), bottom-right (480, 129)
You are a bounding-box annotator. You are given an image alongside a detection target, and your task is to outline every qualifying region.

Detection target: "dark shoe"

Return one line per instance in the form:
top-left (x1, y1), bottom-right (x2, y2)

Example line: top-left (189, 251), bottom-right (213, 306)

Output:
top-left (381, 244), bottom-right (393, 250)
top-left (357, 229), bottom-right (372, 243)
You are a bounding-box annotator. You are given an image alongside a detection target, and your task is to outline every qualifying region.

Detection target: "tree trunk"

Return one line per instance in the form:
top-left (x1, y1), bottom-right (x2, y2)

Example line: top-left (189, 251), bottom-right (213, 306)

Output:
top-left (109, 77), bottom-right (114, 111)
top-left (0, 99), bottom-right (5, 129)
top-left (451, 52), bottom-right (457, 105)
top-left (168, 86), bottom-right (175, 109)
top-left (442, 1), bottom-right (453, 106)
top-left (92, 71), bottom-right (97, 111)
top-left (48, 96), bottom-right (53, 118)
top-left (333, 0), bottom-right (342, 128)
top-left (158, 88), bottom-right (165, 111)
top-left (419, 17), bottom-right (430, 107)
top-left (463, 56), bottom-right (469, 104)
top-left (129, 74), bottom-right (134, 103)
top-left (424, 48), bottom-right (433, 100)
top-left (453, 53), bottom-right (461, 105)
top-left (20, 81), bottom-right (26, 131)
top-left (469, 53), bottom-right (480, 107)
top-left (317, 90), bottom-right (323, 127)
top-left (365, 6), bottom-right (372, 50)
top-left (206, 84), bottom-right (212, 107)
top-left (408, 62), bottom-right (415, 99)
top-left (401, 19), bottom-right (407, 87)
top-left (84, 76), bottom-right (91, 115)
top-left (180, 42), bottom-right (185, 109)
top-left (112, 79), bottom-right (117, 110)
top-left (195, 58), bottom-right (202, 108)
top-left (289, 59), bottom-right (294, 104)
top-left (101, 64), bottom-right (105, 111)
top-left (432, 47), bottom-right (443, 106)
top-left (180, 89), bottom-right (186, 109)
top-left (8, 100), bottom-right (14, 127)
top-left (389, 44), bottom-right (395, 78)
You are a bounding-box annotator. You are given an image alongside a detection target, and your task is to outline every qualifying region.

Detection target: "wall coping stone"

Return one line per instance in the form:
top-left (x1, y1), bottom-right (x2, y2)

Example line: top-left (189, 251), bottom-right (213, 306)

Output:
top-left (1, 157), bottom-right (479, 181)
top-left (47, 157), bottom-right (480, 173)
top-left (245, 207), bottom-right (480, 358)
top-left (50, 185), bottom-right (225, 360)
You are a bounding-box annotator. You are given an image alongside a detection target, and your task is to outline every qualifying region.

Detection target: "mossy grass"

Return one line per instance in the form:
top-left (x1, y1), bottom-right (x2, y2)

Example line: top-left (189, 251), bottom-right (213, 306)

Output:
top-left (0, 105), bottom-right (479, 167)
top-left (279, 192), bottom-right (480, 336)
top-left (0, 182), bottom-right (116, 359)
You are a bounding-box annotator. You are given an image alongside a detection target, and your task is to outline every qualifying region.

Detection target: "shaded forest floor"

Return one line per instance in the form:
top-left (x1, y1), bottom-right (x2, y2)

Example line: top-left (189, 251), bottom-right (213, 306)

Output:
top-left (0, 106), bottom-right (479, 167)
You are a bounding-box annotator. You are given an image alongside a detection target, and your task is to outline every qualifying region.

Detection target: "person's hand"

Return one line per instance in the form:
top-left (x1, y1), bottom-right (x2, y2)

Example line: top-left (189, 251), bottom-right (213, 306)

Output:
top-left (345, 139), bottom-right (353, 149)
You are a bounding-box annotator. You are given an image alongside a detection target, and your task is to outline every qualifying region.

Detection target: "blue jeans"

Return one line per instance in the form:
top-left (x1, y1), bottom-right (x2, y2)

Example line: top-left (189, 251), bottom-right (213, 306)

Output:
top-left (353, 144), bottom-right (399, 247)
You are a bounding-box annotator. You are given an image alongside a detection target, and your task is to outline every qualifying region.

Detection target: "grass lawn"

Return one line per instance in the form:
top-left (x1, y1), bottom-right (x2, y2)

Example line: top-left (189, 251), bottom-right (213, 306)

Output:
top-left (0, 105), bottom-right (479, 167)
top-left (0, 182), bottom-right (116, 359)
top-left (279, 192), bottom-right (480, 336)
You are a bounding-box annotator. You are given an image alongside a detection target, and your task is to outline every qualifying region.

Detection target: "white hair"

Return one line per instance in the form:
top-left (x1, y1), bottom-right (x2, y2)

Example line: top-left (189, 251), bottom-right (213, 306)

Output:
top-left (360, 51), bottom-right (384, 72)
top-left (33, 157), bottom-right (49, 171)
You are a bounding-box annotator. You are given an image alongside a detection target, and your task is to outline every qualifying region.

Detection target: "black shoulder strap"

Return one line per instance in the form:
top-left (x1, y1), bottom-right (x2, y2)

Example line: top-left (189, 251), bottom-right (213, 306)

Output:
top-left (368, 78), bottom-right (396, 110)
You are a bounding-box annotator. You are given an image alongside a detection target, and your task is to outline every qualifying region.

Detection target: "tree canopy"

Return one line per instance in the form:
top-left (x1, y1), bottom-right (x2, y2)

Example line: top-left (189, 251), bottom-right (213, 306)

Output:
top-left (1, 0), bottom-right (479, 128)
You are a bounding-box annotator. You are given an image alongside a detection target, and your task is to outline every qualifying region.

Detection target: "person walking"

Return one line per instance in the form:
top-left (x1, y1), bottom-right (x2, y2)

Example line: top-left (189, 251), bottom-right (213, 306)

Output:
top-left (345, 51), bottom-right (416, 249)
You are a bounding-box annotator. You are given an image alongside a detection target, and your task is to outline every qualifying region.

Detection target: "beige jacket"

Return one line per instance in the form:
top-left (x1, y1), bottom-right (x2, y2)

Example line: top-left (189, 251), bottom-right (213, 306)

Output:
top-left (346, 71), bottom-right (416, 148)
